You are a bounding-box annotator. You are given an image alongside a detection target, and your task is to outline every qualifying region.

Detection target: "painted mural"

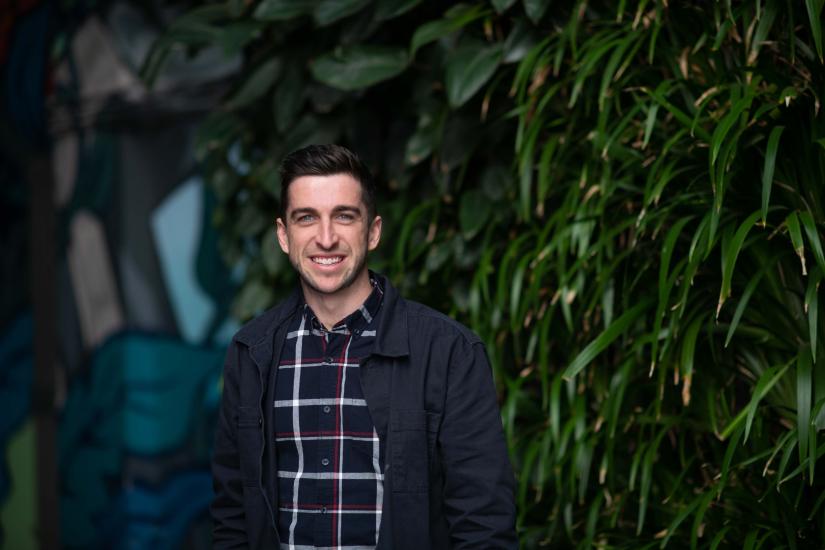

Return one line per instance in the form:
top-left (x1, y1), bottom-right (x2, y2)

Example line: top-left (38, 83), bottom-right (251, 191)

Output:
top-left (1, 1), bottom-right (242, 547)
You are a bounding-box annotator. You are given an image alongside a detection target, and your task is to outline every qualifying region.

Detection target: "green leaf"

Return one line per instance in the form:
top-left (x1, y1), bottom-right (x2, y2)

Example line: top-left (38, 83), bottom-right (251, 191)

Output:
top-left (805, 0), bottom-right (824, 61)
top-left (800, 210), bottom-right (825, 275)
top-left (409, 4), bottom-right (487, 57)
top-left (404, 124), bottom-right (437, 165)
top-left (253, 0), bottom-right (316, 20)
top-left (642, 103), bottom-right (659, 149)
top-left (194, 112), bottom-right (243, 162)
top-left (657, 491), bottom-right (703, 548)
top-left (310, 46), bottom-right (409, 91)
top-left (798, 348), bottom-right (813, 468)
top-left (459, 189), bottom-right (492, 239)
top-left (314, 0), bottom-right (370, 26)
top-left (718, 422), bottom-right (743, 497)
top-left (724, 258), bottom-right (775, 347)
top-left (225, 58), bottom-right (281, 109)
top-left (139, 4), bottom-right (229, 86)
top-left (761, 125), bottom-right (784, 224)
top-left (445, 42), bottom-right (503, 108)
top-left (563, 298), bottom-right (652, 380)
top-left (638, 427), bottom-right (669, 534)
top-left (805, 267), bottom-right (822, 363)
top-left (744, 361), bottom-right (792, 442)
top-left (680, 316), bottom-right (703, 388)
top-left (710, 92), bottom-right (752, 168)
top-left (491, 0), bottom-right (518, 13)
top-left (786, 211), bottom-right (807, 275)
top-left (717, 210), bottom-right (761, 318)
top-left (215, 22), bottom-right (265, 56)
top-left (523, 0), bottom-right (550, 23)
top-left (375, 0), bottom-right (423, 20)
top-left (709, 526), bottom-right (733, 550)
top-left (689, 490), bottom-right (716, 550)
top-left (273, 62), bottom-right (305, 133)
top-left (503, 18), bottom-right (540, 63)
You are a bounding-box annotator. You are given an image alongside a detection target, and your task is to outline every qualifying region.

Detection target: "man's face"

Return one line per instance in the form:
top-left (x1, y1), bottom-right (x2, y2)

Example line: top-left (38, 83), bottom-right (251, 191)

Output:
top-left (276, 173), bottom-right (382, 297)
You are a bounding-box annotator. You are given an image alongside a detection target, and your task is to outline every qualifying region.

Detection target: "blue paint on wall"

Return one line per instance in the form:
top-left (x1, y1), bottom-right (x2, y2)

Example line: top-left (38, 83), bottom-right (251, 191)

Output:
top-left (59, 332), bottom-right (222, 548)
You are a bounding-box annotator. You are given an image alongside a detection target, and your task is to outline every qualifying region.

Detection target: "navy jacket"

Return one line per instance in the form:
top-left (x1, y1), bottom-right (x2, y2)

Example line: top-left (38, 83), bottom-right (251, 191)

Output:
top-left (211, 274), bottom-right (517, 549)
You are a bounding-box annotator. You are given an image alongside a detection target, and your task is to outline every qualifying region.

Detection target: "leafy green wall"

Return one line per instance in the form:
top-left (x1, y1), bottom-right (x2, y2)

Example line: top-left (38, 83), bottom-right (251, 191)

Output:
top-left (148, 0), bottom-right (825, 546)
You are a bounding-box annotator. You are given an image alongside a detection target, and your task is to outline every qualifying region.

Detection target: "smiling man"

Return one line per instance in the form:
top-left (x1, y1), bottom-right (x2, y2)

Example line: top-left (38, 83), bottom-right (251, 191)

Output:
top-left (211, 144), bottom-right (517, 550)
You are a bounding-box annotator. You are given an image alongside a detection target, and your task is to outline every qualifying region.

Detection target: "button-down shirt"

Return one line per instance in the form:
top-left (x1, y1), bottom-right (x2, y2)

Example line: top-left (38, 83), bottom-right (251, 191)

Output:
top-left (274, 279), bottom-right (384, 549)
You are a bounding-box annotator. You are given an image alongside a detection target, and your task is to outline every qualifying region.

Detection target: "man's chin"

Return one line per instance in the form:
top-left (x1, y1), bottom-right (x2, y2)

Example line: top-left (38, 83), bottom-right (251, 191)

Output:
top-left (300, 272), bottom-right (351, 296)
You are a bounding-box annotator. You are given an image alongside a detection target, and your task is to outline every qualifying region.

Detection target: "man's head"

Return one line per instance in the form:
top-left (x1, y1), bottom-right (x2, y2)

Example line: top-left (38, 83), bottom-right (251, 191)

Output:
top-left (279, 144), bottom-right (377, 224)
top-left (275, 144), bottom-right (382, 300)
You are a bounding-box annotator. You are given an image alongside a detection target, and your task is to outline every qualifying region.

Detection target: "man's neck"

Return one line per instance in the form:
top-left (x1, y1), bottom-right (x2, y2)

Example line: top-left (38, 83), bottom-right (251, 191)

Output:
top-left (302, 271), bottom-right (374, 330)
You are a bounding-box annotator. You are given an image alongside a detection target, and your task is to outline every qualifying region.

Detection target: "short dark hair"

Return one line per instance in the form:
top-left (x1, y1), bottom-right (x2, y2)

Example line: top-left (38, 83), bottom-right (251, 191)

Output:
top-left (278, 144), bottom-right (377, 223)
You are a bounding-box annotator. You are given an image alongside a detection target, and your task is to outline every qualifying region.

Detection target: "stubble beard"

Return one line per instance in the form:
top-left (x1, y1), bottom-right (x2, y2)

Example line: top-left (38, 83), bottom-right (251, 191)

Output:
top-left (291, 246), bottom-right (368, 297)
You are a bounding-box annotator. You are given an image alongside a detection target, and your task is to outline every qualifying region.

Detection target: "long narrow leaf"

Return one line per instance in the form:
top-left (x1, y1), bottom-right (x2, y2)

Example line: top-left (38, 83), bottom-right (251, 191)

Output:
top-left (805, 0), bottom-right (824, 61)
top-left (805, 267), bottom-right (822, 363)
top-left (798, 348), bottom-right (813, 468)
top-left (800, 211), bottom-right (825, 274)
top-left (563, 298), bottom-right (653, 380)
top-left (718, 210), bottom-right (762, 317)
top-left (761, 125), bottom-right (785, 224)
top-left (787, 211), bottom-right (807, 275)
top-left (745, 361), bottom-right (792, 442)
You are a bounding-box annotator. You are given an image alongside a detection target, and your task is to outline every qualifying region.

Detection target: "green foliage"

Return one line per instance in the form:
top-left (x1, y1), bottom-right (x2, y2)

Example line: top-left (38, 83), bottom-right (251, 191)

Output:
top-left (145, 0), bottom-right (825, 546)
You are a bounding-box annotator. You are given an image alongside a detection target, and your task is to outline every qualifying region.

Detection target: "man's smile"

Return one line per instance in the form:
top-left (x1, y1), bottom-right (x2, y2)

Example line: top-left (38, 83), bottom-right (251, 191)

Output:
top-left (310, 255), bottom-right (345, 266)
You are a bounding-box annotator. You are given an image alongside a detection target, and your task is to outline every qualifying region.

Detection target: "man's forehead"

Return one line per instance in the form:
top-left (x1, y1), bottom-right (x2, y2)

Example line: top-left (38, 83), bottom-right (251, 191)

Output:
top-left (286, 174), bottom-right (366, 211)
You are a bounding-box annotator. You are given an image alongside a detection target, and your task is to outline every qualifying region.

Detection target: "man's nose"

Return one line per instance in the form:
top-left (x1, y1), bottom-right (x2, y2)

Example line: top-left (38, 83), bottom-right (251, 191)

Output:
top-left (315, 219), bottom-right (339, 249)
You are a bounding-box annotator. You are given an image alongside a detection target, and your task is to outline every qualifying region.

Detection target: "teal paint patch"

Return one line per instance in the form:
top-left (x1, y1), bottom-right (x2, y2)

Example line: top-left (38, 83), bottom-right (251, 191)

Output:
top-left (151, 176), bottom-right (216, 344)
top-left (59, 332), bottom-right (223, 548)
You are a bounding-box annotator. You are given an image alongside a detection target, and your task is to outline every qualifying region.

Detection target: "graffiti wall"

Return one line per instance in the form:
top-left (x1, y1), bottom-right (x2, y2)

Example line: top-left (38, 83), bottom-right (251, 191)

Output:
top-left (1, 1), bottom-right (242, 547)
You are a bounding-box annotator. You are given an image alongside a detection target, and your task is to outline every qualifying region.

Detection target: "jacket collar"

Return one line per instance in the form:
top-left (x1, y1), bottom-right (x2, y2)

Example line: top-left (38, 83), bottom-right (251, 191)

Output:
top-left (370, 272), bottom-right (409, 358)
top-left (232, 271), bottom-right (409, 360)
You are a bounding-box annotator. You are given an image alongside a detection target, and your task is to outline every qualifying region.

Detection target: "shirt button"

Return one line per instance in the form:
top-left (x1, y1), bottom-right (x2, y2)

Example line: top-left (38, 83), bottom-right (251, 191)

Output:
top-left (321, 458), bottom-right (330, 466)
top-left (324, 356), bottom-right (334, 364)
top-left (323, 405), bottom-right (331, 413)
top-left (321, 506), bottom-right (327, 514)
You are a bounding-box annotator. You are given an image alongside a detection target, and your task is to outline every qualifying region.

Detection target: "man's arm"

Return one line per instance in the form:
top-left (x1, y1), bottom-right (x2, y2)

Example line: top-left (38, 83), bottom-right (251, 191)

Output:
top-left (211, 342), bottom-right (248, 548)
top-left (439, 340), bottom-right (518, 548)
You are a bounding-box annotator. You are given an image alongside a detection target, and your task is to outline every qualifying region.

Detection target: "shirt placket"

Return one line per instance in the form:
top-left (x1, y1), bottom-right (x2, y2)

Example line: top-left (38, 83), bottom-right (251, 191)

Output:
top-left (314, 327), bottom-right (342, 547)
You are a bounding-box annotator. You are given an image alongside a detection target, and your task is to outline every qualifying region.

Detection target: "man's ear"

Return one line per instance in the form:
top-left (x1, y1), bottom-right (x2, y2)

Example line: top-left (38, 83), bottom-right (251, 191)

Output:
top-left (276, 218), bottom-right (290, 254)
top-left (367, 215), bottom-right (382, 251)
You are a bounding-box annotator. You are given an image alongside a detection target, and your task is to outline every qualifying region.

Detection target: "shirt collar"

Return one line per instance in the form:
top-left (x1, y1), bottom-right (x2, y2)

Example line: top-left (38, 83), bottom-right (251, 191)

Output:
top-left (303, 274), bottom-right (384, 334)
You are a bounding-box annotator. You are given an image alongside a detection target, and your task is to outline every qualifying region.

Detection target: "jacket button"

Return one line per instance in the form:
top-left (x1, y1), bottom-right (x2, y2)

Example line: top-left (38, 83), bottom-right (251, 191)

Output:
top-left (257, 418), bottom-right (262, 426)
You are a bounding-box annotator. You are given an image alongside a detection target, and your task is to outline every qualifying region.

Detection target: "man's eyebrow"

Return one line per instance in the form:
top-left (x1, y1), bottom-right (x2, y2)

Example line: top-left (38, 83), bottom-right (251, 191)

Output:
top-left (332, 205), bottom-right (363, 215)
top-left (289, 207), bottom-right (319, 220)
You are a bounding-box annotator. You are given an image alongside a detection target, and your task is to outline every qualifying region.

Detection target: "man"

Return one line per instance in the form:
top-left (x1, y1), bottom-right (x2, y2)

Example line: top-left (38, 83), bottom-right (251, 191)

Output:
top-left (211, 144), bottom-right (517, 549)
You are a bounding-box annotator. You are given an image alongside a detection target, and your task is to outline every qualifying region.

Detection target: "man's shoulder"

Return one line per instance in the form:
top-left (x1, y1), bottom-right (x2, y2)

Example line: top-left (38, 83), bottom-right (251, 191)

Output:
top-left (230, 294), bottom-right (300, 347)
top-left (401, 298), bottom-right (482, 346)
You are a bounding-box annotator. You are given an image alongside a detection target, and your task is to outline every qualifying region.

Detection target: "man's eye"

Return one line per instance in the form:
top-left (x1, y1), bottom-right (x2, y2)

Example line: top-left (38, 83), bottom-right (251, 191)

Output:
top-left (336, 213), bottom-right (354, 221)
top-left (297, 214), bottom-right (315, 223)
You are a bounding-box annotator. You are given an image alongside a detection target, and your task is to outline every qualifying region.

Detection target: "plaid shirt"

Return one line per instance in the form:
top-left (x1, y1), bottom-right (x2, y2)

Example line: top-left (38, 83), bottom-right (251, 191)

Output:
top-left (274, 280), bottom-right (384, 550)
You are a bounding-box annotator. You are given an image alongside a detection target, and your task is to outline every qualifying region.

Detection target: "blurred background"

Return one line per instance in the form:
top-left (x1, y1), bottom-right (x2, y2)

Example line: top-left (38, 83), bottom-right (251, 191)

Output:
top-left (3, 0), bottom-right (825, 548)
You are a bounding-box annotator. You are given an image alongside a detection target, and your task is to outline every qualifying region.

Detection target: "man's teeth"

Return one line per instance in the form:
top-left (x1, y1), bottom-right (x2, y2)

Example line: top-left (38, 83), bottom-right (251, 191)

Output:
top-left (312, 257), bottom-right (343, 265)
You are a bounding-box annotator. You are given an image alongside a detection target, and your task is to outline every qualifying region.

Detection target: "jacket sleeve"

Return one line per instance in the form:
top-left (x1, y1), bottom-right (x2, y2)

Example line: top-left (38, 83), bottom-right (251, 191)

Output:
top-left (211, 341), bottom-right (248, 548)
top-left (439, 340), bottom-right (518, 548)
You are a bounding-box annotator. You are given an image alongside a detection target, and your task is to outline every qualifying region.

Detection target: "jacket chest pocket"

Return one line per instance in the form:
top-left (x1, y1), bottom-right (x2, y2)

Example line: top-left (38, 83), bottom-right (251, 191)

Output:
top-left (237, 406), bottom-right (262, 487)
top-left (390, 409), bottom-right (441, 493)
